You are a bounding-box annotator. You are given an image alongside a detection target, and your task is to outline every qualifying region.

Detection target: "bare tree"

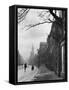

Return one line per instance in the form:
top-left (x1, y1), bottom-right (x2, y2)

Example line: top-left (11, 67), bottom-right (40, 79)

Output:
top-left (18, 8), bottom-right (30, 23)
top-left (24, 9), bottom-right (55, 31)
top-left (18, 8), bottom-right (65, 42)
top-left (18, 8), bottom-right (64, 31)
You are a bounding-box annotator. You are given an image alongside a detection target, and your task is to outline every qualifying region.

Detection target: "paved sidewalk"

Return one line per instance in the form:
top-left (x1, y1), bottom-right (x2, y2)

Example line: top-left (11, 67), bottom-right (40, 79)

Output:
top-left (18, 65), bottom-right (38, 82)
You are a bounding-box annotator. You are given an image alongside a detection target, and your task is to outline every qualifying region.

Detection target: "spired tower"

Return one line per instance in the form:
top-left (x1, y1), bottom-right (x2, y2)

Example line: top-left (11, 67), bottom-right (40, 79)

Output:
top-left (28, 44), bottom-right (35, 65)
top-left (30, 44), bottom-right (35, 59)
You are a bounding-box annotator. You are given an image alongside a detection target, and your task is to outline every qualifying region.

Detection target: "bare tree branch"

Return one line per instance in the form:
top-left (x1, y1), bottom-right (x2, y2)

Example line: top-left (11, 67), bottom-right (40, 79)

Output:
top-left (25, 21), bottom-right (53, 31)
top-left (38, 10), bottom-right (53, 22)
top-left (48, 18), bottom-right (55, 22)
top-left (18, 9), bottom-right (30, 23)
top-left (18, 9), bottom-right (62, 31)
top-left (49, 9), bottom-right (63, 25)
top-left (49, 10), bottom-right (59, 19)
top-left (49, 9), bottom-right (62, 20)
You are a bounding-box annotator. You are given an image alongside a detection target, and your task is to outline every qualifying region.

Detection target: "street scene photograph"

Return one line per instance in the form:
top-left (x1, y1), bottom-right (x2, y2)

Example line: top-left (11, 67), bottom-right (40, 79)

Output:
top-left (17, 7), bottom-right (66, 82)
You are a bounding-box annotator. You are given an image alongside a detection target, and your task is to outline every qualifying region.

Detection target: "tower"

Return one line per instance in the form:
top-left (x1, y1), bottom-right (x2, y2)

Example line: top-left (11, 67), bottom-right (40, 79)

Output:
top-left (30, 44), bottom-right (34, 59)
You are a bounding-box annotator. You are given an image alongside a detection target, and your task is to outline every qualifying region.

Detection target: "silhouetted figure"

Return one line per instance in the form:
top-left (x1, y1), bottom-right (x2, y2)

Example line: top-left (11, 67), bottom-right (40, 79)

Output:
top-left (24, 63), bottom-right (27, 72)
top-left (31, 65), bottom-right (34, 71)
top-left (22, 64), bottom-right (23, 69)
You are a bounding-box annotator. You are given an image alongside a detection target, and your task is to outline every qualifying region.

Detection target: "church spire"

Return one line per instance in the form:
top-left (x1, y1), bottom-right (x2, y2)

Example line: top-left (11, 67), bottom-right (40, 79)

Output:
top-left (31, 44), bottom-right (34, 56)
top-left (30, 44), bottom-right (34, 59)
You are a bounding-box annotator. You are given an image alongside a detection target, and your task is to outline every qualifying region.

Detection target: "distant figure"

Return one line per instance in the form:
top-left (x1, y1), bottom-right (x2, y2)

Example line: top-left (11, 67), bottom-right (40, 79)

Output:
top-left (24, 63), bottom-right (27, 72)
top-left (22, 64), bottom-right (23, 68)
top-left (31, 65), bottom-right (34, 71)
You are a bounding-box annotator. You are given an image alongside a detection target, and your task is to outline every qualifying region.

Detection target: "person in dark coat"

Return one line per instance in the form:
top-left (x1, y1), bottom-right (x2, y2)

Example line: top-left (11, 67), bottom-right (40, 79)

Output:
top-left (24, 63), bottom-right (27, 72)
top-left (31, 65), bottom-right (34, 71)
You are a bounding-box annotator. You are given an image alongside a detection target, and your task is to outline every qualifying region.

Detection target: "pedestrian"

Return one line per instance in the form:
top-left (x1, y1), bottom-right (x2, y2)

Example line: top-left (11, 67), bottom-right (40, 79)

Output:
top-left (24, 63), bottom-right (27, 72)
top-left (31, 65), bottom-right (34, 71)
top-left (22, 64), bottom-right (23, 71)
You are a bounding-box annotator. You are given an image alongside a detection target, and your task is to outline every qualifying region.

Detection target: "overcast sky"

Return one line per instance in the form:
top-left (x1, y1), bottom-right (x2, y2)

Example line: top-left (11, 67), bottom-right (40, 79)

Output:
top-left (18, 9), bottom-right (52, 61)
